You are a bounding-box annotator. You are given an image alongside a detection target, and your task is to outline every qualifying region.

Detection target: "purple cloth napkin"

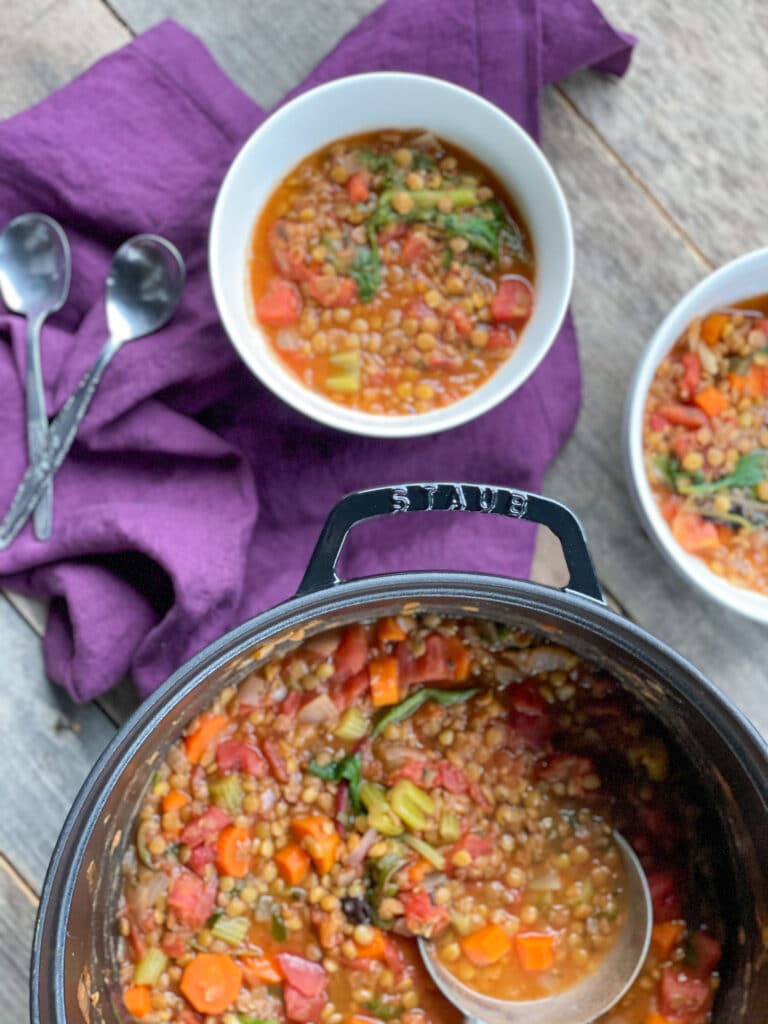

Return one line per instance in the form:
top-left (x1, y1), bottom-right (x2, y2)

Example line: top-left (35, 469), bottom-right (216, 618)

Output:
top-left (0, 1), bottom-right (634, 702)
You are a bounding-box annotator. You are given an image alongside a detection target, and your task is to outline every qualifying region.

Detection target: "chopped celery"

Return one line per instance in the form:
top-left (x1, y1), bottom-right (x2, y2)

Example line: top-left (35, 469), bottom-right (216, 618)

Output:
top-left (212, 915), bottom-right (250, 946)
top-left (389, 780), bottom-right (435, 831)
top-left (271, 908), bottom-right (287, 942)
top-left (368, 803), bottom-right (405, 837)
top-left (439, 813), bottom-right (461, 842)
top-left (329, 350), bottom-right (360, 373)
top-left (409, 187), bottom-right (478, 210)
top-left (404, 834), bottom-right (446, 870)
top-left (133, 947), bottom-right (167, 985)
top-left (335, 707), bottom-right (369, 742)
top-left (360, 782), bottom-right (388, 810)
top-left (210, 775), bottom-right (243, 814)
top-left (325, 372), bottom-right (360, 393)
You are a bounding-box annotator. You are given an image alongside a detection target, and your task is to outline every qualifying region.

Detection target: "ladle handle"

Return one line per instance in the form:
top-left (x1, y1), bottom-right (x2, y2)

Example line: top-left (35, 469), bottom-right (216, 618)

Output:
top-left (0, 338), bottom-right (119, 550)
top-left (297, 482), bottom-right (603, 602)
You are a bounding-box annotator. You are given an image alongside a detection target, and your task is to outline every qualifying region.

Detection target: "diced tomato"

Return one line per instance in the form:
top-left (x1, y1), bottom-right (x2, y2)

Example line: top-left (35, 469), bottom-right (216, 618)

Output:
top-left (487, 328), bottom-right (515, 350)
top-left (281, 690), bottom-right (308, 719)
top-left (284, 984), bottom-right (326, 1023)
top-left (268, 221), bottom-right (309, 281)
top-left (179, 1009), bottom-right (203, 1024)
top-left (306, 272), bottom-right (357, 308)
top-left (346, 171), bottom-right (370, 203)
top-left (658, 403), bottom-right (708, 430)
top-left (671, 511), bottom-right (720, 554)
top-left (168, 871), bottom-right (217, 929)
top-left (690, 931), bottom-right (722, 974)
top-left (448, 304), bottom-right (473, 337)
top-left (188, 843), bottom-right (216, 877)
top-left (329, 668), bottom-right (370, 712)
top-left (437, 761), bottom-right (469, 794)
top-left (160, 931), bottom-right (188, 959)
top-left (256, 276), bottom-right (302, 327)
top-left (658, 967), bottom-right (712, 1023)
top-left (680, 352), bottom-right (702, 397)
top-left (263, 736), bottom-right (289, 782)
top-left (387, 760), bottom-right (428, 786)
top-left (401, 891), bottom-right (450, 934)
top-left (425, 348), bottom-right (463, 370)
top-left (536, 754), bottom-right (596, 793)
top-left (332, 625), bottom-right (369, 684)
top-left (650, 412), bottom-right (669, 432)
top-left (378, 222), bottom-right (408, 244)
top-left (276, 954), bottom-right (328, 997)
top-left (671, 433), bottom-right (696, 462)
top-left (382, 935), bottom-right (407, 979)
top-left (397, 634), bottom-right (451, 687)
top-left (647, 868), bottom-right (684, 924)
top-left (491, 276), bottom-right (534, 323)
top-left (215, 739), bottom-right (268, 777)
top-left (449, 835), bottom-right (493, 862)
top-left (401, 231), bottom-right (434, 264)
top-left (179, 806), bottom-right (231, 848)
top-left (508, 680), bottom-right (552, 749)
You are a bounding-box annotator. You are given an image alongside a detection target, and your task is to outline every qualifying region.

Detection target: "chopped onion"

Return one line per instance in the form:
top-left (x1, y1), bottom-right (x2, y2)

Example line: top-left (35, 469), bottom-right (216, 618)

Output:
top-left (345, 827), bottom-right (379, 868)
top-left (275, 328), bottom-right (302, 351)
top-left (297, 693), bottom-right (338, 724)
top-left (529, 868), bottom-right (563, 891)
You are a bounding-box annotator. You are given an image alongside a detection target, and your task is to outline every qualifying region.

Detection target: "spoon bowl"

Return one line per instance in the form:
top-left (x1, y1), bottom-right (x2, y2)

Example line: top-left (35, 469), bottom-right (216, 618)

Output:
top-left (418, 832), bottom-right (652, 1024)
top-left (106, 234), bottom-right (185, 343)
top-left (0, 212), bottom-right (71, 540)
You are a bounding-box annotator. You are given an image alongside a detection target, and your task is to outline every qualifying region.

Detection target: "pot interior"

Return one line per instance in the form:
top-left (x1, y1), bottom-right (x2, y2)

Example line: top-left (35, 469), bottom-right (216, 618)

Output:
top-left (37, 577), bottom-right (768, 1024)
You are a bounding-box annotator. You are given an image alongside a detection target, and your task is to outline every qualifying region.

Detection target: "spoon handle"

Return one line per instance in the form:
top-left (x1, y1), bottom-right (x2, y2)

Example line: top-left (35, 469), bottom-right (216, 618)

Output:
top-left (25, 312), bottom-right (53, 541)
top-left (0, 338), bottom-right (120, 550)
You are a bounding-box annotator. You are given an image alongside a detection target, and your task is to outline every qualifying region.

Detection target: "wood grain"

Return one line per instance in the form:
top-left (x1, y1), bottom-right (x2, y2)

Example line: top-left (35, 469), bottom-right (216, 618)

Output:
top-left (105, 0), bottom-right (383, 107)
top-left (0, 856), bottom-right (38, 1024)
top-left (559, 0), bottom-right (768, 268)
top-left (0, 594), bottom-right (116, 888)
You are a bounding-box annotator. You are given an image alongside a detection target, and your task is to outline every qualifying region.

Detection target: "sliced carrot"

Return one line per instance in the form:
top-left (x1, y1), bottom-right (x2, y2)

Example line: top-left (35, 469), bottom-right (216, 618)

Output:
top-left (376, 616), bottom-right (407, 644)
top-left (644, 1014), bottom-right (674, 1024)
top-left (701, 313), bottom-right (728, 346)
top-left (461, 924), bottom-right (513, 967)
top-left (291, 816), bottom-right (340, 875)
top-left (693, 386), bottom-right (729, 418)
top-left (515, 932), bottom-right (556, 972)
top-left (354, 927), bottom-right (388, 960)
top-left (369, 656), bottom-right (400, 707)
top-left (216, 825), bottom-right (251, 878)
top-left (657, 403), bottom-right (708, 430)
top-left (660, 494), bottom-right (683, 523)
top-left (275, 843), bottom-right (310, 884)
top-left (180, 953), bottom-right (242, 1015)
top-left (123, 985), bottom-right (152, 1018)
top-left (748, 362), bottom-right (768, 396)
top-left (162, 789), bottom-right (190, 814)
top-left (241, 955), bottom-right (283, 985)
top-left (184, 715), bottom-right (229, 765)
top-left (651, 921), bottom-right (685, 960)
top-left (446, 636), bottom-right (471, 681)
top-left (671, 511), bottom-right (720, 554)
top-left (407, 858), bottom-right (433, 886)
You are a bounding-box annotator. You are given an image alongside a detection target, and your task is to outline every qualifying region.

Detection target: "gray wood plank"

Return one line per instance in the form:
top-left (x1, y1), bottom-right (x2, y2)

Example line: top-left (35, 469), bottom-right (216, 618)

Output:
top-left (105, 0), bottom-right (382, 108)
top-left (539, 86), bottom-right (767, 739)
top-left (559, 0), bottom-right (768, 268)
top-left (0, 856), bottom-right (37, 1024)
top-left (0, 594), bottom-right (116, 889)
top-left (0, 0), bottom-right (131, 118)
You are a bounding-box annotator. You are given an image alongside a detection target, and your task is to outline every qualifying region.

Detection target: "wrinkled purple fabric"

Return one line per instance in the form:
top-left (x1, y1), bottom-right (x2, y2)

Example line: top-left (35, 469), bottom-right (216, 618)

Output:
top-left (0, 1), bottom-right (634, 701)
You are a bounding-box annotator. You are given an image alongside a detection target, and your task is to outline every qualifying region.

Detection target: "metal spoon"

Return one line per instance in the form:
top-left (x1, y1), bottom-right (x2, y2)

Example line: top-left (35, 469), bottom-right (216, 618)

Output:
top-left (418, 832), bottom-right (652, 1024)
top-left (0, 213), bottom-right (71, 541)
top-left (0, 235), bottom-right (185, 550)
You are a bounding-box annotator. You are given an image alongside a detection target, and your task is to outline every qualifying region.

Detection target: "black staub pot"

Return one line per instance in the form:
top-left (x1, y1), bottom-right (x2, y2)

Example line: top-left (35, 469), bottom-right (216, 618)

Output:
top-left (31, 484), bottom-right (768, 1023)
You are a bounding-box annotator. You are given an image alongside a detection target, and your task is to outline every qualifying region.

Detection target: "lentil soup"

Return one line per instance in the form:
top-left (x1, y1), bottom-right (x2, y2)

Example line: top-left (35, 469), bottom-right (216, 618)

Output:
top-left (248, 131), bottom-right (535, 415)
top-left (643, 295), bottom-right (768, 595)
top-left (117, 615), bottom-right (724, 1024)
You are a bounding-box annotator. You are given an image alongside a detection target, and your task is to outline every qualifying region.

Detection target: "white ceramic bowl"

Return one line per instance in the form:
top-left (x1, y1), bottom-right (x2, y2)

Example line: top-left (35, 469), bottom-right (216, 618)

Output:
top-left (624, 246), bottom-right (768, 623)
top-left (209, 72), bottom-right (573, 438)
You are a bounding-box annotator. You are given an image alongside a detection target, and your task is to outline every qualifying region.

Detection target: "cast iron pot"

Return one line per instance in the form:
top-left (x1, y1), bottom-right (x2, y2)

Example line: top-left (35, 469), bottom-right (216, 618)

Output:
top-left (31, 483), bottom-right (768, 1024)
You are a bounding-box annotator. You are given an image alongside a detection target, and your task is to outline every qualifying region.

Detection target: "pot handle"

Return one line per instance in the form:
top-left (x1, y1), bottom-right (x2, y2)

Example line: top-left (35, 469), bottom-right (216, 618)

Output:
top-left (297, 483), bottom-right (603, 602)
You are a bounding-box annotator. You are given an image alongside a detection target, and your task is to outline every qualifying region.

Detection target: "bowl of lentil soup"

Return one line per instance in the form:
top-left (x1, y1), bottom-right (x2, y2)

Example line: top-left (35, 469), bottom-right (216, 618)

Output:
top-left (209, 73), bottom-right (573, 436)
top-left (32, 484), bottom-right (768, 1024)
top-left (625, 247), bottom-right (768, 622)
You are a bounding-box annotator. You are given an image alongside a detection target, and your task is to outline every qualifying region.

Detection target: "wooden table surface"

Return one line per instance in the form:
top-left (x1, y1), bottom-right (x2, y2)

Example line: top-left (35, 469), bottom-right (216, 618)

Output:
top-left (2, 1), bottom-right (767, 1018)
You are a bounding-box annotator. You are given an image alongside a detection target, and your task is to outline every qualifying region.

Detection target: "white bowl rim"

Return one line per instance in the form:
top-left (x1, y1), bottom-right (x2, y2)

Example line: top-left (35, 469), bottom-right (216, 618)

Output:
top-left (624, 245), bottom-right (768, 624)
top-left (209, 70), bottom-right (574, 439)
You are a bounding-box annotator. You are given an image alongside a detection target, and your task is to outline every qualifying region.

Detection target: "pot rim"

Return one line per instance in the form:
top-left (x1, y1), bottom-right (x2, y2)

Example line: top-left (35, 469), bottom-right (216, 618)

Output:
top-left (30, 569), bottom-right (768, 1024)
